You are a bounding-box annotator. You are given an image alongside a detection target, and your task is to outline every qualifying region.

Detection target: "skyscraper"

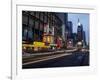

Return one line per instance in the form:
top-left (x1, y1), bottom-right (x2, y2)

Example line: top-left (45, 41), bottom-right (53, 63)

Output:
top-left (67, 21), bottom-right (73, 39)
top-left (72, 33), bottom-right (77, 46)
top-left (83, 31), bottom-right (87, 47)
top-left (77, 19), bottom-right (83, 42)
top-left (56, 13), bottom-right (68, 41)
top-left (64, 13), bottom-right (68, 41)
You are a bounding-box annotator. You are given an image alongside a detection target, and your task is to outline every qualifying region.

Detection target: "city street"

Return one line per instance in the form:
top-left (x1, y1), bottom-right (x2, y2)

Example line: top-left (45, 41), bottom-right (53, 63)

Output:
top-left (22, 51), bottom-right (89, 69)
top-left (22, 11), bottom-right (90, 69)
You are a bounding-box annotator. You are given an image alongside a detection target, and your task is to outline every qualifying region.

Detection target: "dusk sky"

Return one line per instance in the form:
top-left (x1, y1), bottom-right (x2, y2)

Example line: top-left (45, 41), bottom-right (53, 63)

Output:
top-left (68, 13), bottom-right (89, 44)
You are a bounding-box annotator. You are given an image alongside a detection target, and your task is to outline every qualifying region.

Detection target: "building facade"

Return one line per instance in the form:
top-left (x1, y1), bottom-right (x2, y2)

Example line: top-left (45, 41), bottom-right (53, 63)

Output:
top-left (22, 11), bottom-right (64, 49)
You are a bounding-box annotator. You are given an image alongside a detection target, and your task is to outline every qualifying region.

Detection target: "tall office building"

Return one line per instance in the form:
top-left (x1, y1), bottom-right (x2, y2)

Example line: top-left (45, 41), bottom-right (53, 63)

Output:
top-left (83, 31), bottom-right (87, 47)
top-left (56, 13), bottom-right (68, 41)
top-left (77, 19), bottom-right (83, 42)
top-left (67, 21), bottom-right (73, 39)
top-left (72, 33), bottom-right (77, 46)
top-left (66, 21), bottom-right (73, 48)
top-left (64, 13), bottom-right (68, 41)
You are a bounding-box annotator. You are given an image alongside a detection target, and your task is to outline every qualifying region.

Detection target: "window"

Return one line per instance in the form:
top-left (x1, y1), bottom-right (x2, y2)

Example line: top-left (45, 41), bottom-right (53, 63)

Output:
top-left (22, 26), bottom-right (33, 42)
top-left (40, 12), bottom-right (44, 21)
top-left (40, 23), bottom-right (43, 31)
top-left (30, 12), bottom-right (35, 16)
top-left (28, 28), bottom-right (33, 41)
top-left (35, 12), bottom-right (39, 18)
top-left (29, 17), bottom-right (34, 27)
top-left (35, 21), bottom-right (39, 29)
top-left (44, 13), bottom-right (47, 23)
top-left (22, 15), bottom-right (28, 25)
top-left (22, 25), bottom-right (28, 41)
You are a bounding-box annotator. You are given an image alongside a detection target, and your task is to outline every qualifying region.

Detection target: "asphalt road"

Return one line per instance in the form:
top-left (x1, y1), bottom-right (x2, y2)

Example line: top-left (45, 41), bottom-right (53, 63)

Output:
top-left (22, 51), bottom-right (89, 69)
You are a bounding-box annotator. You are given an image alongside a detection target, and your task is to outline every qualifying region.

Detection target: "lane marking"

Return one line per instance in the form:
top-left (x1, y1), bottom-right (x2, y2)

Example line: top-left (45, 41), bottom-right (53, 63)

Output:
top-left (23, 53), bottom-right (72, 65)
